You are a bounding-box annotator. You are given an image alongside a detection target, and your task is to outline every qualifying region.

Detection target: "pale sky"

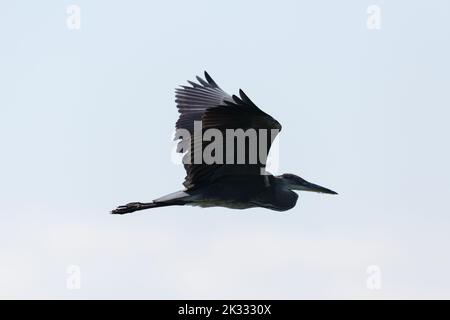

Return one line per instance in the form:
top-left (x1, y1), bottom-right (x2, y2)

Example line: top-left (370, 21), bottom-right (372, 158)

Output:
top-left (1, 0), bottom-right (450, 299)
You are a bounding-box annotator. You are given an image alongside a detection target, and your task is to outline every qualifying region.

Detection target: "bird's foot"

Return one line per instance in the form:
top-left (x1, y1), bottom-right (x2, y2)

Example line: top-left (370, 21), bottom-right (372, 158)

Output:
top-left (111, 202), bottom-right (144, 215)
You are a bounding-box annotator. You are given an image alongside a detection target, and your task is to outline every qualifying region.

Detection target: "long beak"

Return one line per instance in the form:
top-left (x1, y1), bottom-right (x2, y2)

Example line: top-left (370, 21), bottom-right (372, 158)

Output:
top-left (300, 181), bottom-right (338, 195)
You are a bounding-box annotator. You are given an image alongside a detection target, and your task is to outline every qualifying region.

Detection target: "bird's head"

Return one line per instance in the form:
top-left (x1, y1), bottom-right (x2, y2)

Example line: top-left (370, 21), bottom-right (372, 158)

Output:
top-left (277, 173), bottom-right (338, 195)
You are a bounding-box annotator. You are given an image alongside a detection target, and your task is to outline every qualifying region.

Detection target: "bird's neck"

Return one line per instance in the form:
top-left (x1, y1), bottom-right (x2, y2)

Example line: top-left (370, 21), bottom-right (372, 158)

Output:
top-left (273, 176), bottom-right (295, 191)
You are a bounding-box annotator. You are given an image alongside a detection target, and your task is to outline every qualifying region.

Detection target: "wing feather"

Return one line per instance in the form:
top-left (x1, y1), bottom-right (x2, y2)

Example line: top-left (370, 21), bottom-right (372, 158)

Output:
top-left (175, 72), bottom-right (281, 189)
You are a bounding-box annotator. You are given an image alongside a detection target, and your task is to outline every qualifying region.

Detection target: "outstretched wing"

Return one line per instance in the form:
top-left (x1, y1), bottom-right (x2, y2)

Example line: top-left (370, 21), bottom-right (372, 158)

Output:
top-left (175, 71), bottom-right (282, 189)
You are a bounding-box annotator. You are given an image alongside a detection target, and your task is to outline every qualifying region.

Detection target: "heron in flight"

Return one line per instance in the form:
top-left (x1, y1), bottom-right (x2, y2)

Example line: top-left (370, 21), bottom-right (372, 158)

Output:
top-left (112, 72), bottom-right (336, 214)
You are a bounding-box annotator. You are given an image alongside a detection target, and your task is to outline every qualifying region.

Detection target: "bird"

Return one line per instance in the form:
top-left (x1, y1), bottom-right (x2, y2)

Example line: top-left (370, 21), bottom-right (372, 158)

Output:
top-left (111, 72), bottom-right (337, 214)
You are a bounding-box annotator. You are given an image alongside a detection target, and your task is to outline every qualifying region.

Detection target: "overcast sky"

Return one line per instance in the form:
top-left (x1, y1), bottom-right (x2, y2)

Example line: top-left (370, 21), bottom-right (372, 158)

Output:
top-left (1, 0), bottom-right (450, 299)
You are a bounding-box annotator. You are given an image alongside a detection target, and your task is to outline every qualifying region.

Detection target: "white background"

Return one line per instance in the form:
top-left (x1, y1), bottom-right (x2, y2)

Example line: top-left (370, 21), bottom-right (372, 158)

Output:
top-left (1, 0), bottom-right (449, 298)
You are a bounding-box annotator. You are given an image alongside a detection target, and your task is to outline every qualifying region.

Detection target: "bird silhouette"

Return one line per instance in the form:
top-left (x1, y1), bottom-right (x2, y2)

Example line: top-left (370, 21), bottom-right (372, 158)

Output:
top-left (112, 72), bottom-right (336, 214)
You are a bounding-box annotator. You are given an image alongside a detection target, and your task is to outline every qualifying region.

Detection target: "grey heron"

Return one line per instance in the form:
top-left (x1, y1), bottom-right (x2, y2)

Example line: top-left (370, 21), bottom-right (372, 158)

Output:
top-left (112, 72), bottom-right (336, 214)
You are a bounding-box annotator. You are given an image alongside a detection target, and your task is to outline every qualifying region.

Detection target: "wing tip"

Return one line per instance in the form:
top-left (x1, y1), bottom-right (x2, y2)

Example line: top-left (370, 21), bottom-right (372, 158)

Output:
top-left (204, 71), bottom-right (220, 88)
top-left (179, 71), bottom-right (220, 89)
top-left (204, 71), bottom-right (217, 87)
top-left (238, 88), bottom-right (257, 107)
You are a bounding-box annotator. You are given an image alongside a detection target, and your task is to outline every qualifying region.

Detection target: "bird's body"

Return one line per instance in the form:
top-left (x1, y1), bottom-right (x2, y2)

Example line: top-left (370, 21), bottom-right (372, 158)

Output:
top-left (177, 175), bottom-right (298, 211)
top-left (112, 72), bottom-right (336, 215)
